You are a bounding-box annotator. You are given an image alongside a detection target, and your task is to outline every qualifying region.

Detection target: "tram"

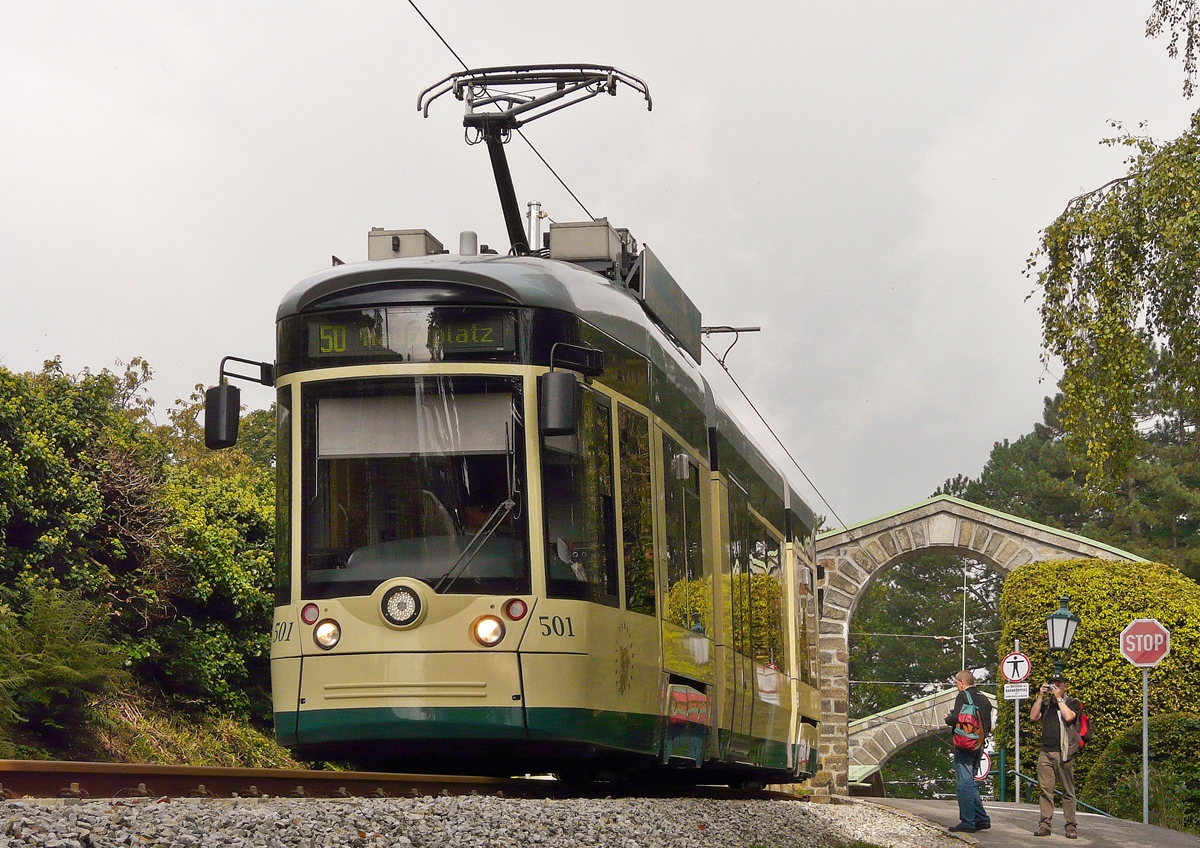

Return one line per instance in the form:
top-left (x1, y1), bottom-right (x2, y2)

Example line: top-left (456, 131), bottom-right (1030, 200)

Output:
top-left (205, 65), bottom-right (822, 785)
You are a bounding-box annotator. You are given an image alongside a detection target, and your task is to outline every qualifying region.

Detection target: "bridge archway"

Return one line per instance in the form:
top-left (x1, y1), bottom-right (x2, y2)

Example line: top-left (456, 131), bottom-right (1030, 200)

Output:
top-left (847, 688), bottom-right (998, 775)
top-left (813, 495), bottom-right (1140, 795)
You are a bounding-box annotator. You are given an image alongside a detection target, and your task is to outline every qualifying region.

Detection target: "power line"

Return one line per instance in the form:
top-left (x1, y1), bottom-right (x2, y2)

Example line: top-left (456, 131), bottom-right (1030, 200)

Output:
top-left (701, 340), bottom-right (846, 529)
top-left (405, 0), bottom-right (593, 220)
top-left (406, 0), bottom-right (468, 71)
top-left (515, 130), bottom-right (594, 220)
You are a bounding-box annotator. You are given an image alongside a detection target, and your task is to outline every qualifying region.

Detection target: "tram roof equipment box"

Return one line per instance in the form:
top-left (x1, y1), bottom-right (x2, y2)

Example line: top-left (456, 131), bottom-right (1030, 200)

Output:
top-left (368, 228), bottom-right (445, 260)
top-left (548, 219), bottom-right (702, 364)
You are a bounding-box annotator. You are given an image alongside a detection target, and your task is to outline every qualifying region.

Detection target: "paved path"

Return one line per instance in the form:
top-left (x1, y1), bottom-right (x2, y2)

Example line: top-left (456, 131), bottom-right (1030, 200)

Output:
top-left (865, 799), bottom-right (1200, 848)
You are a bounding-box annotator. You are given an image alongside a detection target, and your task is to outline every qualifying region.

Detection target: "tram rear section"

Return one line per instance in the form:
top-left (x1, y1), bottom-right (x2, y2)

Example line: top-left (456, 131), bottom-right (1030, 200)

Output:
top-left (213, 222), bottom-right (822, 784)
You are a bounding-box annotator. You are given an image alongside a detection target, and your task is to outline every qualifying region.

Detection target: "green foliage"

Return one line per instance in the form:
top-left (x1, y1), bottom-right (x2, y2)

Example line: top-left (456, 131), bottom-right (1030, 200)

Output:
top-left (850, 553), bottom-right (1001, 718)
top-left (1030, 112), bottom-right (1200, 495)
top-left (942, 395), bottom-right (1200, 582)
top-left (0, 360), bottom-right (277, 731)
top-left (0, 588), bottom-right (127, 753)
top-left (878, 731), bottom-right (959, 799)
top-left (1082, 711), bottom-right (1200, 833)
top-left (1147, 0), bottom-right (1200, 97)
top-left (994, 558), bottom-right (1200, 785)
top-left (0, 359), bottom-right (118, 591)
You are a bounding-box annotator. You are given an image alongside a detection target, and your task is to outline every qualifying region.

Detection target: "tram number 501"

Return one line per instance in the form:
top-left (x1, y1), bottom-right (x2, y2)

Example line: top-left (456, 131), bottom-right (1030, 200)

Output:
top-left (273, 621), bottom-right (294, 643)
top-left (538, 615), bottom-right (576, 637)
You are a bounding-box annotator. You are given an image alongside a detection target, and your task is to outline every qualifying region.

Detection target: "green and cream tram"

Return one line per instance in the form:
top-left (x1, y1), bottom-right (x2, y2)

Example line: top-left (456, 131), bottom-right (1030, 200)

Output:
top-left (208, 221), bottom-right (821, 783)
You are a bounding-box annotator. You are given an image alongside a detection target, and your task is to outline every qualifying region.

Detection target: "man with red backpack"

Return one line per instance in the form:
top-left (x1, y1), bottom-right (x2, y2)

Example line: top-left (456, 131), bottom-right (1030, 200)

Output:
top-left (1030, 674), bottom-right (1082, 839)
top-left (943, 670), bottom-right (993, 833)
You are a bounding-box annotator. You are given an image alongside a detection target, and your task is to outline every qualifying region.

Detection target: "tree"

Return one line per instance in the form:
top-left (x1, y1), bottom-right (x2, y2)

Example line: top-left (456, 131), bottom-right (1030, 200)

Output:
top-left (943, 395), bottom-right (1200, 581)
top-left (850, 553), bottom-right (1002, 719)
top-left (1030, 115), bottom-right (1200, 496)
top-left (0, 360), bottom-right (277, 726)
top-left (1148, 0), bottom-right (1200, 97)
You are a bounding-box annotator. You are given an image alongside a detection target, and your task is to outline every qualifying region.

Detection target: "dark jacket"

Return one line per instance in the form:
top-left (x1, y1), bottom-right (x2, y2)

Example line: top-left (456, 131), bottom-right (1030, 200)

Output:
top-left (944, 686), bottom-right (993, 736)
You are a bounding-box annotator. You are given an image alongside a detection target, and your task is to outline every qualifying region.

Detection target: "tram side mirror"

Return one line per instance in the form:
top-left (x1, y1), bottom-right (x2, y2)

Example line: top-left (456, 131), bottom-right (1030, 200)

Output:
top-left (205, 383), bottom-right (241, 449)
top-left (538, 370), bottom-right (577, 436)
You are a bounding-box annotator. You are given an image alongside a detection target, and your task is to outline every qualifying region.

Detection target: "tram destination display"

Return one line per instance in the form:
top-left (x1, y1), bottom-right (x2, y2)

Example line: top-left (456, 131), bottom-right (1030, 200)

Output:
top-left (306, 308), bottom-right (517, 361)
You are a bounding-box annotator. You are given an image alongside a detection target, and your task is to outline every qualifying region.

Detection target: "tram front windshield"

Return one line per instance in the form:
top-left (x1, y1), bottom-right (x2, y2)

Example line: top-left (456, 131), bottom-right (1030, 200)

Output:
top-left (301, 375), bottom-right (528, 598)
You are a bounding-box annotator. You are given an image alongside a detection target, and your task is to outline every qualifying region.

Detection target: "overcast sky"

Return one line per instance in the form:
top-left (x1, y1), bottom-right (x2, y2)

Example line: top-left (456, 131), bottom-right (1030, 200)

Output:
top-left (1, 2), bottom-right (1195, 527)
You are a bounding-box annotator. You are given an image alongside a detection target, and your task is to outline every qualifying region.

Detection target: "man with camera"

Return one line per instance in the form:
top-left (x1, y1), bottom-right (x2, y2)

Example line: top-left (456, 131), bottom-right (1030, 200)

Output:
top-left (1029, 674), bottom-right (1081, 839)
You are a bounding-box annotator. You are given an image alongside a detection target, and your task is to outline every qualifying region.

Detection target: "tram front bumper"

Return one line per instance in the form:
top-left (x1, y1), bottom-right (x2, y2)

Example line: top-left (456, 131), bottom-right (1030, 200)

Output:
top-left (290, 651), bottom-right (526, 745)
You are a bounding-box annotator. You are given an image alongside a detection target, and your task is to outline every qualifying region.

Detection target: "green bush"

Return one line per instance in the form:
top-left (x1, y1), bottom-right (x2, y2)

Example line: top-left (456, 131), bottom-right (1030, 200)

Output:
top-left (994, 558), bottom-right (1200, 784)
top-left (0, 361), bottom-right (277, 728)
top-left (0, 587), bottom-right (127, 753)
top-left (1081, 712), bottom-right (1200, 833)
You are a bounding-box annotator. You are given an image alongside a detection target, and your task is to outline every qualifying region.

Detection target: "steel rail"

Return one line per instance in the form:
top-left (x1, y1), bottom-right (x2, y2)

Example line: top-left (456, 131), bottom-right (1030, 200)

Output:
top-left (0, 760), bottom-right (803, 803)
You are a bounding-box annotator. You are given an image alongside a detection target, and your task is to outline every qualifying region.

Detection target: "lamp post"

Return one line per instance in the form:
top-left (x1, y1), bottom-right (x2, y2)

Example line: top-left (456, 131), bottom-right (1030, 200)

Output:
top-left (1045, 595), bottom-right (1081, 676)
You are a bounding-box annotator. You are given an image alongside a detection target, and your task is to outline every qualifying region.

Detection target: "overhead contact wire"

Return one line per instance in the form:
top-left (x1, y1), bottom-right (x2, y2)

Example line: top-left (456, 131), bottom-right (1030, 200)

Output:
top-left (405, 0), bottom-right (594, 220)
top-left (702, 340), bottom-right (846, 530)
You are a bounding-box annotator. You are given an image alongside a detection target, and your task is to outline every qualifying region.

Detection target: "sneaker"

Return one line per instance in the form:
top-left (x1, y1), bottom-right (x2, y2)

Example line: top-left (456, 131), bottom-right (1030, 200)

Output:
top-left (948, 824), bottom-right (976, 833)
top-left (976, 821), bottom-right (992, 830)
top-left (1033, 824), bottom-right (1052, 836)
top-left (1065, 824), bottom-right (1078, 839)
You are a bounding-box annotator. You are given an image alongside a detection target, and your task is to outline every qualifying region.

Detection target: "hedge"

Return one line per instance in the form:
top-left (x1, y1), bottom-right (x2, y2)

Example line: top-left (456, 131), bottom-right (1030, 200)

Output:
top-left (1082, 712), bottom-right (1200, 833)
top-left (993, 558), bottom-right (1200, 785)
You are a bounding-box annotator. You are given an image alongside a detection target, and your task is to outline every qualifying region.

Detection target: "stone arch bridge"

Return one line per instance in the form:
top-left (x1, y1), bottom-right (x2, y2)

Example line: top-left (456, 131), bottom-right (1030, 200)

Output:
top-left (813, 495), bottom-right (1141, 795)
top-left (847, 688), bottom-right (997, 779)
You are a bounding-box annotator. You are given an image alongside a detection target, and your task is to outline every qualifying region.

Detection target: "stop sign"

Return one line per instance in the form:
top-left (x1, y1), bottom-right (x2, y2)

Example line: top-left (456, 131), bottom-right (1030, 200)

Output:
top-left (1120, 619), bottom-right (1171, 667)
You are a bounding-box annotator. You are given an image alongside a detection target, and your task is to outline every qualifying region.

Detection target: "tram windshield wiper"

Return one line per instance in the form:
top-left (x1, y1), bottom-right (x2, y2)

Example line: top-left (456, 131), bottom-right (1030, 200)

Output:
top-left (433, 496), bottom-right (517, 594)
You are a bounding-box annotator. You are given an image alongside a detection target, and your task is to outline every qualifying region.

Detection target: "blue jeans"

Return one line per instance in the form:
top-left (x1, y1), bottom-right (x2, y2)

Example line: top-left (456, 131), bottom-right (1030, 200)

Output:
top-left (954, 748), bottom-right (990, 828)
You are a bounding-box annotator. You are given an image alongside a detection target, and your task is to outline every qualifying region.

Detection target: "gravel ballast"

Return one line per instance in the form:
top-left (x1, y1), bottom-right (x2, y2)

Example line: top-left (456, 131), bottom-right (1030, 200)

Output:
top-left (1, 795), bottom-right (965, 848)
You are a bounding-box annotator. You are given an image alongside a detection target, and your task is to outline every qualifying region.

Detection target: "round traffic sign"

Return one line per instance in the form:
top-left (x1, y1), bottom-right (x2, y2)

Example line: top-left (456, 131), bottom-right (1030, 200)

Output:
top-left (974, 750), bottom-right (991, 781)
top-left (1000, 651), bottom-right (1031, 683)
top-left (1120, 619), bottom-right (1170, 667)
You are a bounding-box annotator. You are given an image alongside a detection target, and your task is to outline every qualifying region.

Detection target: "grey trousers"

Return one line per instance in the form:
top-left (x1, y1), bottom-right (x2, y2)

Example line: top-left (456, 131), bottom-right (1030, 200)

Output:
top-left (1037, 750), bottom-right (1076, 827)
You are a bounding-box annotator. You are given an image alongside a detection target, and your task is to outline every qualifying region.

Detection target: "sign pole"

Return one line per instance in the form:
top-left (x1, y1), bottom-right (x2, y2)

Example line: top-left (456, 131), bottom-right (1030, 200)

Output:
top-left (1014, 639), bottom-right (1021, 805)
top-left (1120, 619), bottom-right (1169, 826)
top-left (1143, 667), bottom-right (1149, 826)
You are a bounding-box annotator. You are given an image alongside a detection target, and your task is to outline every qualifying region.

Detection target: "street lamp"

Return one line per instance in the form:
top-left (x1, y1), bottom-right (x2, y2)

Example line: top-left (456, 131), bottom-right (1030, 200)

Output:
top-left (1045, 595), bottom-right (1081, 676)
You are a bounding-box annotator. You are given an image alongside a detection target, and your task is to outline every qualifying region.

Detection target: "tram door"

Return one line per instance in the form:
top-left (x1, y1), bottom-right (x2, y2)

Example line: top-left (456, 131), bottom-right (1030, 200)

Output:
top-left (727, 481), bottom-right (754, 750)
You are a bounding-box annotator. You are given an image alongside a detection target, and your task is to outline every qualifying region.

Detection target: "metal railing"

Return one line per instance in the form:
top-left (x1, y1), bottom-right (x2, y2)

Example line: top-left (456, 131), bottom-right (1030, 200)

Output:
top-left (1009, 769), bottom-right (1112, 817)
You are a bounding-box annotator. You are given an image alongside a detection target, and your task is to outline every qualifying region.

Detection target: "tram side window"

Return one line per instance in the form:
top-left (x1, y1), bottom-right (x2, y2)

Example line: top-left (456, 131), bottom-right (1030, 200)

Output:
top-left (543, 387), bottom-right (619, 606)
top-left (618, 406), bottom-right (655, 616)
top-left (275, 386), bottom-right (292, 607)
top-left (728, 486), bottom-right (784, 666)
top-left (750, 530), bottom-right (785, 668)
top-left (728, 484), bottom-right (752, 659)
top-left (662, 434), bottom-right (711, 636)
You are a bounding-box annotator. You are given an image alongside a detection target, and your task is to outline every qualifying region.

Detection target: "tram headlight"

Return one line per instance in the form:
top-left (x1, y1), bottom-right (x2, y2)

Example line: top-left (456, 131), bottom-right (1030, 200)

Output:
top-left (381, 586), bottom-right (422, 627)
top-left (503, 598), bottom-right (528, 621)
top-left (472, 615), bottom-right (506, 647)
top-left (301, 603), bottom-right (320, 625)
top-left (313, 619), bottom-right (341, 650)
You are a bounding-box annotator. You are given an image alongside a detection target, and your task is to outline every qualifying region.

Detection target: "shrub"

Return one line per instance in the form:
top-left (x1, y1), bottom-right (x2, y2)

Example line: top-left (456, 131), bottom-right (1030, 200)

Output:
top-left (0, 587), bottom-right (127, 753)
top-left (1081, 712), bottom-right (1200, 833)
top-left (994, 558), bottom-right (1200, 784)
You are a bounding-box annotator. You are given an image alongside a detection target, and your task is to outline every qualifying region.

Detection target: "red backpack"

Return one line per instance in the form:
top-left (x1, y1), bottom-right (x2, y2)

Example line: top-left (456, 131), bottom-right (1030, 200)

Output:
top-left (1077, 704), bottom-right (1092, 749)
top-left (952, 690), bottom-right (985, 751)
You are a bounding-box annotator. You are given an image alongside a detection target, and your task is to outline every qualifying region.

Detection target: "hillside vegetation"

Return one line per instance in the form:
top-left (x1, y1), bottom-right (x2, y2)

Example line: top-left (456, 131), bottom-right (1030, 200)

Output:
top-left (0, 358), bottom-right (285, 761)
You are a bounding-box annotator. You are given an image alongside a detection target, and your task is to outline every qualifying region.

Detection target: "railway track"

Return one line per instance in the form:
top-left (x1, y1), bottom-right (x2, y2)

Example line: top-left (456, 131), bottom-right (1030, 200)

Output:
top-left (0, 760), bottom-right (801, 803)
